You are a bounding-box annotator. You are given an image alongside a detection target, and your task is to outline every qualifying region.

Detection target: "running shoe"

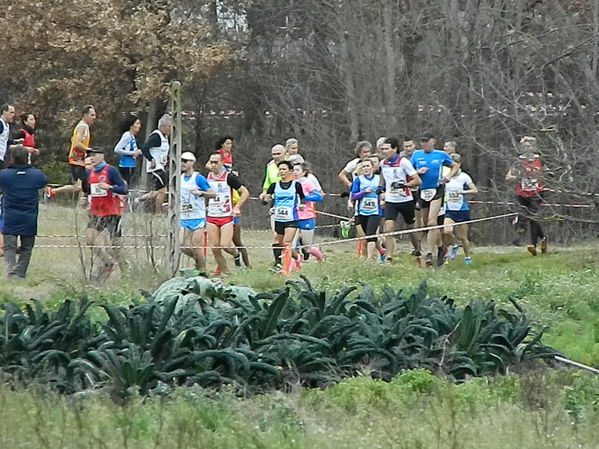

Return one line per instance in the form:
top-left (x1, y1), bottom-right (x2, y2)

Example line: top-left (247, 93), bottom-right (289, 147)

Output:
top-left (97, 263), bottom-right (115, 281)
top-left (378, 254), bottom-right (387, 263)
top-left (270, 264), bottom-right (283, 273)
top-left (410, 249), bottom-right (421, 257)
top-left (340, 221), bottom-right (351, 239)
top-left (425, 253), bottom-right (434, 267)
top-left (449, 244), bottom-right (459, 260)
top-left (309, 246), bottom-right (325, 262)
top-left (540, 237), bottom-right (548, 254)
top-left (527, 245), bottom-right (537, 256)
top-left (464, 257), bottom-right (472, 265)
top-left (436, 246), bottom-right (448, 267)
top-left (234, 253), bottom-right (242, 267)
top-left (383, 257), bottom-right (393, 264)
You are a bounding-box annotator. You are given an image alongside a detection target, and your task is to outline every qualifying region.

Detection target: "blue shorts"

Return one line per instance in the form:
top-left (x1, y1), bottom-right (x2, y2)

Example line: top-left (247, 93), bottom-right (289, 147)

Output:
top-left (180, 218), bottom-right (206, 231)
top-left (445, 210), bottom-right (471, 223)
top-left (298, 218), bottom-right (315, 230)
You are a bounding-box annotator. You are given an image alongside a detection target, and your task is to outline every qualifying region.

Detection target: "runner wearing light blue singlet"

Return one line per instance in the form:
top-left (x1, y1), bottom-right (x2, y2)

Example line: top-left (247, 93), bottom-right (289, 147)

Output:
top-left (410, 132), bottom-right (459, 267)
top-left (265, 161), bottom-right (305, 271)
top-left (441, 154), bottom-right (477, 264)
top-left (180, 152), bottom-right (215, 275)
top-left (351, 158), bottom-right (382, 261)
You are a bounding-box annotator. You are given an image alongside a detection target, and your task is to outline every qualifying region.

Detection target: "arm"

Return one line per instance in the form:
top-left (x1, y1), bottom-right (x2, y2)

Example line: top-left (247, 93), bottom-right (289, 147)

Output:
top-left (105, 166), bottom-right (128, 195)
top-left (338, 169), bottom-right (352, 188)
top-left (264, 182), bottom-right (276, 201)
top-left (505, 167), bottom-right (517, 181)
top-left (406, 173), bottom-right (421, 188)
top-left (234, 186), bottom-right (250, 213)
top-left (141, 133), bottom-right (161, 162)
top-left (351, 178), bottom-right (368, 201)
top-left (442, 162), bottom-right (459, 183)
top-left (295, 182), bottom-right (305, 201)
top-left (193, 175), bottom-right (215, 199)
top-left (114, 133), bottom-right (137, 157)
top-left (464, 181), bottom-right (478, 195)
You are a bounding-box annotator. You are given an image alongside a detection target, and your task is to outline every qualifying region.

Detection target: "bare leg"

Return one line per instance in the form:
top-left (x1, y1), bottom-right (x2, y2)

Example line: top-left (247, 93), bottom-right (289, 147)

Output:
top-left (232, 223), bottom-right (250, 267)
top-left (384, 219), bottom-right (396, 260)
top-left (442, 218), bottom-right (456, 247)
top-left (457, 224), bottom-right (471, 257)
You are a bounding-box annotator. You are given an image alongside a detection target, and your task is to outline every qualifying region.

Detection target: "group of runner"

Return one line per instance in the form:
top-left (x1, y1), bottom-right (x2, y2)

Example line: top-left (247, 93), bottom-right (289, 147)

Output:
top-left (0, 102), bottom-right (550, 279)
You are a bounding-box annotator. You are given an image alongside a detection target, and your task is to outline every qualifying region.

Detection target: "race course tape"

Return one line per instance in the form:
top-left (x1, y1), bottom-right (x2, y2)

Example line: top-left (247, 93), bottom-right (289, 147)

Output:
top-left (34, 212), bottom-right (516, 250)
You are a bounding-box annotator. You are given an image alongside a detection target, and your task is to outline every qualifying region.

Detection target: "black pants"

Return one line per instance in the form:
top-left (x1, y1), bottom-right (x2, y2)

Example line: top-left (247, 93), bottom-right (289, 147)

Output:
top-left (356, 215), bottom-right (381, 242)
top-left (516, 195), bottom-right (545, 246)
top-left (4, 235), bottom-right (36, 279)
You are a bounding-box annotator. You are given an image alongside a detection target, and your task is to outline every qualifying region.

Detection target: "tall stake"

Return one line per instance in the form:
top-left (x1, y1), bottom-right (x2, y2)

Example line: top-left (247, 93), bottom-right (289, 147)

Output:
top-left (168, 81), bottom-right (183, 275)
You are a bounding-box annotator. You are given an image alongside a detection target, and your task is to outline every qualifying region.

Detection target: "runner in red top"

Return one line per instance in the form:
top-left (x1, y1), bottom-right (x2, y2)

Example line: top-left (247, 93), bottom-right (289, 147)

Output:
top-left (14, 113), bottom-right (40, 163)
top-left (505, 136), bottom-right (548, 255)
top-left (80, 148), bottom-right (128, 280)
top-left (215, 136), bottom-right (234, 171)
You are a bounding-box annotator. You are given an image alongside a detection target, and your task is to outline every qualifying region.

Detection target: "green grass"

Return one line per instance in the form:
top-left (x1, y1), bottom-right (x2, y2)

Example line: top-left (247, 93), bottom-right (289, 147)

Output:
top-left (0, 370), bottom-right (598, 448)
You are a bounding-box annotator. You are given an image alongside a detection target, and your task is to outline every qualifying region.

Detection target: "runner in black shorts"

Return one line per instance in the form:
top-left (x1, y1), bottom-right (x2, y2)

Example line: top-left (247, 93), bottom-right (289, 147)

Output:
top-left (87, 215), bottom-right (122, 238)
top-left (379, 138), bottom-right (421, 263)
top-left (71, 165), bottom-right (86, 183)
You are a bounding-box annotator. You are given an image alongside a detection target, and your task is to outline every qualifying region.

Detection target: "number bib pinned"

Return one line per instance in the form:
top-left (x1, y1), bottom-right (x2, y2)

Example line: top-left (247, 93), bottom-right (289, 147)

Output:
top-left (420, 188), bottom-right (437, 202)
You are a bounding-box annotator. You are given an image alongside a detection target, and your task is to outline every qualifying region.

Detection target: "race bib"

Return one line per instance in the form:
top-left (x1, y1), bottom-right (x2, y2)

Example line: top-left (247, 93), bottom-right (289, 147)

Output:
top-left (447, 191), bottom-right (462, 203)
top-left (90, 183), bottom-right (108, 197)
top-left (521, 178), bottom-right (538, 192)
top-left (274, 206), bottom-right (293, 221)
top-left (181, 202), bottom-right (193, 213)
top-left (420, 188), bottom-right (437, 202)
top-left (389, 181), bottom-right (406, 195)
top-left (362, 198), bottom-right (377, 210)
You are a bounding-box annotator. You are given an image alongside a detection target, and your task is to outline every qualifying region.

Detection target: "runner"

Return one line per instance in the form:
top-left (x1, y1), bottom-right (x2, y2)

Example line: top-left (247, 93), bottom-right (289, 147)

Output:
top-left (505, 136), bottom-right (548, 255)
top-left (379, 137), bottom-right (422, 263)
top-left (292, 162), bottom-right (324, 262)
top-left (338, 141), bottom-right (372, 190)
top-left (14, 112), bottom-right (40, 164)
top-left (400, 136), bottom-right (423, 260)
top-left (179, 151), bottom-right (215, 275)
top-left (259, 144), bottom-right (286, 201)
top-left (442, 154), bottom-right (478, 264)
top-left (443, 140), bottom-right (458, 155)
top-left (137, 114), bottom-right (171, 212)
top-left (46, 105), bottom-right (96, 198)
top-left (265, 160), bottom-right (306, 272)
top-left (411, 132), bottom-right (459, 267)
top-left (80, 148), bottom-right (127, 281)
top-left (206, 152), bottom-right (249, 275)
top-left (0, 104), bottom-right (23, 170)
top-left (215, 136), bottom-right (234, 171)
top-left (113, 115), bottom-right (142, 187)
top-left (351, 158), bottom-right (382, 261)
top-left (286, 138), bottom-right (304, 165)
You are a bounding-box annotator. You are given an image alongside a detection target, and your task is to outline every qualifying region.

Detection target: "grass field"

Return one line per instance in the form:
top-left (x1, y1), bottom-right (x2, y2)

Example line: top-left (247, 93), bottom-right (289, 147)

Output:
top-left (1, 204), bottom-right (598, 448)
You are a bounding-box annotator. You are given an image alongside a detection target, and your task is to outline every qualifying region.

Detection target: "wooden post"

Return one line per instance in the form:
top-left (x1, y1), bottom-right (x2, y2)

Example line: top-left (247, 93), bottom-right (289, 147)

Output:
top-left (167, 81), bottom-right (183, 275)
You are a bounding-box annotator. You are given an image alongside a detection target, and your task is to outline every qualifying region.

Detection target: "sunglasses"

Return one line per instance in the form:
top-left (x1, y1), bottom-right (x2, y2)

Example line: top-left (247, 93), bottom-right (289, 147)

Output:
top-left (181, 159), bottom-right (194, 163)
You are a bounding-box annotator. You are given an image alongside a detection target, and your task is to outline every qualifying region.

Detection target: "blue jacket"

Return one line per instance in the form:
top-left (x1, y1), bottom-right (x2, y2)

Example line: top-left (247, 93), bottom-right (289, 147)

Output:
top-left (0, 165), bottom-right (48, 236)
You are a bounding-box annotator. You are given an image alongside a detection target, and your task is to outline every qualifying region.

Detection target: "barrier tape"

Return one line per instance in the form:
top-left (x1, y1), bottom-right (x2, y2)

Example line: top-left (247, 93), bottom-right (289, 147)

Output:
top-left (34, 212), bottom-right (515, 250)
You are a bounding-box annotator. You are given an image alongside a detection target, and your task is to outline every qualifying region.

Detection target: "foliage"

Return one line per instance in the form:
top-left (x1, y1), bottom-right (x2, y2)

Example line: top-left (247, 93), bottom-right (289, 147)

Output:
top-left (0, 275), bottom-right (559, 399)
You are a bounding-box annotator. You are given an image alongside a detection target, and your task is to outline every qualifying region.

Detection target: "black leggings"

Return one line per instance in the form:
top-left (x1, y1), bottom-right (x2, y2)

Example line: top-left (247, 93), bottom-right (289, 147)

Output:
top-left (356, 215), bottom-right (381, 242)
top-left (516, 195), bottom-right (545, 246)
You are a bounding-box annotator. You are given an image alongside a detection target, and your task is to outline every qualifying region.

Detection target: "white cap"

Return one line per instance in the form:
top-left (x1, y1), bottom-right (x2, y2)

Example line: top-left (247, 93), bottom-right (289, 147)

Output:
top-left (181, 152), bottom-right (196, 162)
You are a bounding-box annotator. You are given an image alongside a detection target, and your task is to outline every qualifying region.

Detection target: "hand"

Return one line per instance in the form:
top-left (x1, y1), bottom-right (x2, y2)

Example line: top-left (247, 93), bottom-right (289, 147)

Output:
top-left (233, 206), bottom-right (241, 217)
top-left (14, 138), bottom-right (24, 144)
top-left (134, 150), bottom-right (142, 157)
top-left (380, 192), bottom-right (385, 201)
top-left (191, 189), bottom-right (203, 197)
top-left (98, 182), bottom-right (112, 191)
top-left (442, 176), bottom-right (450, 184)
top-left (79, 196), bottom-right (88, 207)
top-left (417, 167), bottom-right (428, 174)
top-left (259, 191), bottom-right (267, 201)
top-left (298, 204), bottom-right (305, 211)
top-left (150, 160), bottom-right (156, 169)
top-left (364, 187), bottom-right (373, 193)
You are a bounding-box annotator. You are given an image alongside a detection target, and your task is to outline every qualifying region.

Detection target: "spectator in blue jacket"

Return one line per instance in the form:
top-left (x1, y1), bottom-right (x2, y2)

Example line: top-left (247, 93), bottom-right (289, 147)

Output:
top-left (0, 146), bottom-right (48, 279)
